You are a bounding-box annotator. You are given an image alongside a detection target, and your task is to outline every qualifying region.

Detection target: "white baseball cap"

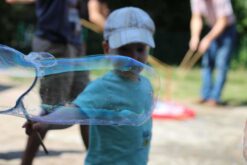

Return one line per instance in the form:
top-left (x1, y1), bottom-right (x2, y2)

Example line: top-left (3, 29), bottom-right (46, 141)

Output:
top-left (104, 7), bottom-right (155, 49)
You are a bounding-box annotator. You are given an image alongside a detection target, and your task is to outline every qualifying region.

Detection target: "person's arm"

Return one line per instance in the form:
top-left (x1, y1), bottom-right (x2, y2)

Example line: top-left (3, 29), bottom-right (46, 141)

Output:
top-left (88, 0), bottom-right (109, 31)
top-left (189, 13), bottom-right (203, 51)
top-left (23, 105), bottom-right (86, 135)
top-left (22, 120), bottom-right (72, 136)
top-left (5, 0), bottom-right (35, 4)
top-left (198, 16), bottom-right (228, 53)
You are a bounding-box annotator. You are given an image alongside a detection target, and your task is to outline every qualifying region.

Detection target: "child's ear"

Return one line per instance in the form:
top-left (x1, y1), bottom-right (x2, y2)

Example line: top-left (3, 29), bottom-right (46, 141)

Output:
top-left (102, 41), bottom-right (109, 54)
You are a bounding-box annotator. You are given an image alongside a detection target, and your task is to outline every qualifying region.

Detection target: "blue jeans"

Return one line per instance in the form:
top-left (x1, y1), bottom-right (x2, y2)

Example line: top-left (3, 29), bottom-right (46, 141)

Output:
top-left (201, 25), bottom-right (237, 102)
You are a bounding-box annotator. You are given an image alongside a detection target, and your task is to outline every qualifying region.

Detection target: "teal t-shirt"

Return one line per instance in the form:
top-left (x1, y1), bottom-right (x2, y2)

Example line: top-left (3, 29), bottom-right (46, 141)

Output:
top-left (73, 71), bottom-right (153, 165)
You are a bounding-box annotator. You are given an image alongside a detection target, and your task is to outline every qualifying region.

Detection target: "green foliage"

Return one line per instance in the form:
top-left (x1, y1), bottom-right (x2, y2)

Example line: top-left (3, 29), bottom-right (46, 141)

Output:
top-left (0, 1), bottom-right (35, 53)
top-left (232, 0), bottom-right (247, 34)
top-left (232, 35), bottom-right (247, 69)
top-left (0, 1), bottom-right (246, 68)
top-left (231, 0), bottom-right (247, 68)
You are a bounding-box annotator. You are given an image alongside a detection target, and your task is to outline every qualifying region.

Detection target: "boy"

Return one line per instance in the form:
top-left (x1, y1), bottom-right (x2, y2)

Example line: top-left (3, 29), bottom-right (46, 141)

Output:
top-left (25, 7), bottom-right (156, 164)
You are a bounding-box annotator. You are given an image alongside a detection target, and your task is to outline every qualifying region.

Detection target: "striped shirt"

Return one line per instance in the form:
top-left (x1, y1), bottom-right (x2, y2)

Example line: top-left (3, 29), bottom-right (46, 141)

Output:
top-left (190, 0), bottom-right (235, 26)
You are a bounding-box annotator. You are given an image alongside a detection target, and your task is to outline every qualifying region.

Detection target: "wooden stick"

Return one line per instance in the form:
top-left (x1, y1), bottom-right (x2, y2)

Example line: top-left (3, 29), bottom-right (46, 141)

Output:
top-left (148, 55), bottom-right (171, 69)
top-left (148, 55), bottom-right (174, 100)
top-left (179, 49), bottom-right (195, 69)
top-left (80, 19), bottom-right (102, 33)
top-left (185, 51), bottom-right (203, 70)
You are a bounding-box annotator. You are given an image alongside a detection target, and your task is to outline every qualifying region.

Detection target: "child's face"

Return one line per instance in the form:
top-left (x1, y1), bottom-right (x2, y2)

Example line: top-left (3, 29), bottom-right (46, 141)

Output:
top-left (103, 42), bottom-right (149, 64)
top-left (103, 42), bottom-right (150, 80)
top-left (113, 43), bottom-right (149, 64)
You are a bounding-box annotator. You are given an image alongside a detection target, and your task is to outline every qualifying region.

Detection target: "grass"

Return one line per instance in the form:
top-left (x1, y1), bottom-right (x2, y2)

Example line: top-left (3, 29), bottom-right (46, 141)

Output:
top-left (223, 69), bottom-right (247, 105)
top-left (154, 66), bottom-right (247, 106)
top-left (2, 63), bottom-right (246, 106)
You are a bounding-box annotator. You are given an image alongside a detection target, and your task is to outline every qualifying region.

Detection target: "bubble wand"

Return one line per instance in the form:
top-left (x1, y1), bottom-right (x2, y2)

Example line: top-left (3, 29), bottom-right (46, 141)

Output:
top-left (15, 68), bottom-right (49, 155)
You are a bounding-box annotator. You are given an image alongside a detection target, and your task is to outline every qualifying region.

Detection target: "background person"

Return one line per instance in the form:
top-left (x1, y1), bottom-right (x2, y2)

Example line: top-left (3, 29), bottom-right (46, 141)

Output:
top-left (189, 0), bottom-right (237, 106)
top-left (5, 0), bottom-right (107, 164)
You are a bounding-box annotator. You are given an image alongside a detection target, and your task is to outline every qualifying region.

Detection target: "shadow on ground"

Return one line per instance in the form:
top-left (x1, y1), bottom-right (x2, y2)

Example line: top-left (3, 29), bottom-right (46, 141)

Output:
top-left (0, 85), bottom-right (12, 92)
top-left (0, 150), bottom-right (83, 160)
top-left (222, 99), bottom-right (247, 107)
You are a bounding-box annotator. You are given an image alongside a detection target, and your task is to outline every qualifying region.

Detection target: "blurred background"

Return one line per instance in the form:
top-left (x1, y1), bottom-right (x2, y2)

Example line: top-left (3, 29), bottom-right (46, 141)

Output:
top-left (1, 0), bottom-right (247, 68)
top-left (1, 1), bottom-right (247, 165)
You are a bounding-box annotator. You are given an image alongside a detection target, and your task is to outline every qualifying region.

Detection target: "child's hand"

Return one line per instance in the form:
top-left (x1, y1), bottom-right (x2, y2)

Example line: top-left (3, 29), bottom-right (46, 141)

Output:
top-left (22, 121), bottom-right (49, 135)
top-left (22, 121), bottom-right (33, 135)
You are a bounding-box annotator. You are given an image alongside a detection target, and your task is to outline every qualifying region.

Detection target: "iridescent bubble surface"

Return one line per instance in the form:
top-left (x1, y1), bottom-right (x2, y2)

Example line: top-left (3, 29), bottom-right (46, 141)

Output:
top-left (0, 45), bottom-right (160, 126)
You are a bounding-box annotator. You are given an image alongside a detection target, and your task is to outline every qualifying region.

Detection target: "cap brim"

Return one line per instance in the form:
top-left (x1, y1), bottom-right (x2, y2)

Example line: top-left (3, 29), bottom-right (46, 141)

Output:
top-left (108, 28), bottom-right (155, 49)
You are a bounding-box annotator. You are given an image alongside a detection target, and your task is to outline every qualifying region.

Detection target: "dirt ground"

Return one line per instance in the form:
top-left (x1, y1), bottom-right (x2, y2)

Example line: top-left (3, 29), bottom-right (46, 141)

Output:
top-left (0, 85), bottom-right (247, 165)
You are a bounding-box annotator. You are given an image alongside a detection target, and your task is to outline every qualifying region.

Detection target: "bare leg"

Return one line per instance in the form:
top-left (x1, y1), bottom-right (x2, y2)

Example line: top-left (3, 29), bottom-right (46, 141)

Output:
top-left (79, 125), bottom-right (89, 150)
top-left (21, 130), bottom-right (47, 165)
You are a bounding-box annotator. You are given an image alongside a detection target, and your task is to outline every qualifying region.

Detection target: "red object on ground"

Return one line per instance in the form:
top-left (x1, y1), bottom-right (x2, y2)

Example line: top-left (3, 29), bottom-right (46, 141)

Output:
top-left (152, 100), bottom-right (196, 120)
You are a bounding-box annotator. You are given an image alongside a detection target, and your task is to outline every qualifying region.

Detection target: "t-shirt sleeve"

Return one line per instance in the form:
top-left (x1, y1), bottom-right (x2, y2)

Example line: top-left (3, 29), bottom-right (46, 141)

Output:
top-left (190, 0), bottom-right (202, 14)
top-left (214, 0), bottom-right (234, 18)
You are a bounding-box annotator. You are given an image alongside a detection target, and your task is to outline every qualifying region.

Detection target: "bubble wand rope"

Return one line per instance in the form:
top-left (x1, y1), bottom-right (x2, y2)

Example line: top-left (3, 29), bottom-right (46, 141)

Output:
top-left (20, 102), bottom-right (49, 154)
top-left (15, 68), bottom-right (49, 155)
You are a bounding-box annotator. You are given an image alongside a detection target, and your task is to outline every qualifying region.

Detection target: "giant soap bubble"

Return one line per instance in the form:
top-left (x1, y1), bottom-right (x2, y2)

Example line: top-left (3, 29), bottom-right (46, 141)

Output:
top-left (0, 45), bottom-right (160, 126)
